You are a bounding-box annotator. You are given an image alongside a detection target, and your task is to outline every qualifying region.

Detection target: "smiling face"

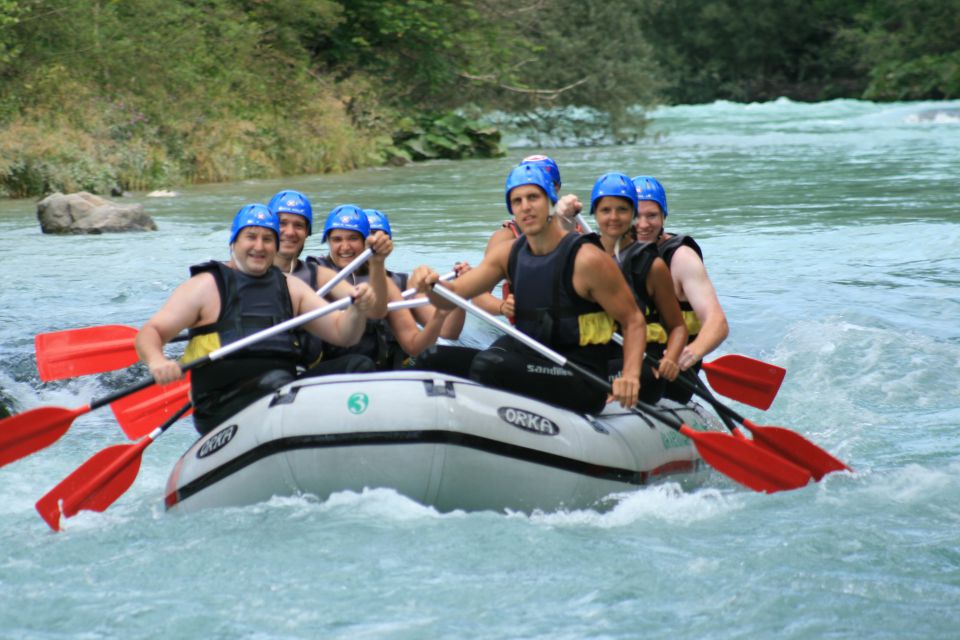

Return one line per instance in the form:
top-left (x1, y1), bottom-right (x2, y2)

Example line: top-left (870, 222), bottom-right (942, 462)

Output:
top-left (327, 228), bottom-right (366, 269)
top-left (278, 213), bottom-right (309, 260)
top-left (231, 226), bottom-right (278, 275)
top-left (508, 184), bottom-right (551, 235)
top-left (594, 196), bottom-right (636, 242)
top-left (635, 200), bottom-right (665, 243)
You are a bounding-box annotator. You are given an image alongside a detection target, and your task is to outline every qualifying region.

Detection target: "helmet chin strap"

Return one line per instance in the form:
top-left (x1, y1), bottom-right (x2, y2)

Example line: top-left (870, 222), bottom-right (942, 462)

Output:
top-left (229, 245), bottom-right (253, 275)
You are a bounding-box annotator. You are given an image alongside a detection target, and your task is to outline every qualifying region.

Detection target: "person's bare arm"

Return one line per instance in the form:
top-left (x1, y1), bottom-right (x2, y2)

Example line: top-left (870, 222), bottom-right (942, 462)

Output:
top-left (438, 306), bottom-right (466, 339)
top-left (671, 246), bottom-right (728, 370)
top-left (647, 258), bottom-right (687, 381)
top-left (410, 242), bottom-right (510, 310)
top-left (472, 226), bottom-right (516, 315)
top-left (574, 245), bottom-right (646, 408)
top-left (136, 273), bottom-right (216, 384)
top-left (364, 232), bottom-right (393, 319)
top-left (314, 265), bottom-right (359, 301)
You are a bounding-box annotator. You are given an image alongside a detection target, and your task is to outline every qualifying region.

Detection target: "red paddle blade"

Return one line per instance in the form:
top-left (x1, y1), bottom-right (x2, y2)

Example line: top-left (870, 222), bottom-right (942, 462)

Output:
top-left (110, 374), bottom-right (192, 439)
top-left (679, 425), bottom-right (812, 493)
top-left (741, 419), bottom-right (851, 481)
top-left (36, 441), bottom-right (147, 531)
top-left (702, 354), bottom-right (786, 411)
top-left (0, 405), bottom-right (89, 468)
top-left (34, 325), bottom-right (139, 382)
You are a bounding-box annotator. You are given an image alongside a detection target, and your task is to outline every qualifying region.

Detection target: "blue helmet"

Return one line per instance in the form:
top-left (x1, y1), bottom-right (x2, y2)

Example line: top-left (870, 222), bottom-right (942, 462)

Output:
top-left (364, 209), bottom-right (392, 238)
top-left (632, 175), bottom-right (669, 217)
top-left (521, 154), bottom-right (562, 189)
top-left (229, 204), bottom-right (280, 247)
top-left (268, 189), bottom-right (313, 234)
top-left (590, 173), bottom-right (638, 216)
top-left (322, 204), bottom-right (370, 242)
top-left (504, 164), bottom-right (558, 214)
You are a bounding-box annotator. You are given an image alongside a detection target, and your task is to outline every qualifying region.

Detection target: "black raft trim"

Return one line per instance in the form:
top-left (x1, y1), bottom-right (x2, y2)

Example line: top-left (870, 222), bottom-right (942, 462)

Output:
top-left (168, 429), bottom-right (652, 507)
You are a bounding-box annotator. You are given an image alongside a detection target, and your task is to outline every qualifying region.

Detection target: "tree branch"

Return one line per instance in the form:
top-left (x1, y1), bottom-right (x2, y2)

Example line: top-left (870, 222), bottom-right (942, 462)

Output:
top-left (457, 72), bottom-right (590, 100)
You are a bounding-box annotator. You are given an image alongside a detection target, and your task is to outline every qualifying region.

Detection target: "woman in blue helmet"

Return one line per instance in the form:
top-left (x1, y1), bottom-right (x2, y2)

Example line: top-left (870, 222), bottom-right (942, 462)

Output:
top-left (135, 204), bottom-right (377, 434)
top-left (590, 173), bottom-right (687, 404)
top-left (309, 206), bottom-right (462, 370)
top-left (633, 176), bottom-right (729, 404)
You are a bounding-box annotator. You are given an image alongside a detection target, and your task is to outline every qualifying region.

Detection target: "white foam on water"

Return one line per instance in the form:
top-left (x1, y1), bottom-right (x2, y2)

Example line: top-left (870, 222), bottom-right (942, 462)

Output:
top-left (526, 482), bottom-right (743, 529)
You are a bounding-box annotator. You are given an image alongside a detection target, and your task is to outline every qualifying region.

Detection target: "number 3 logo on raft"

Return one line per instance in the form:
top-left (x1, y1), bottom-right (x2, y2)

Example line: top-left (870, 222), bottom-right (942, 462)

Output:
top-left (347, 392), bottom-right (369, 415)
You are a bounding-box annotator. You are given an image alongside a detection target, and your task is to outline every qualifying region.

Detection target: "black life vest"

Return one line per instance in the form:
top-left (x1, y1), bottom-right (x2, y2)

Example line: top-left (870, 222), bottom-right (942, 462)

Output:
top-left (288, 258), bottom-right (318, 288)
top-left (618, 240), bottom-right (669, 346)
top-left (389, 270), bottom-right (409, 293)
top-left (657, 233), bottom-right (704, 340)
top-left (287, 259), bottom-right (324, 368)
top-left (182, 261), bottom-right (299, 406)
top-left (507, 232), bottom-right (615, 370)
top-left (308, 255), bottom-right (406, 370)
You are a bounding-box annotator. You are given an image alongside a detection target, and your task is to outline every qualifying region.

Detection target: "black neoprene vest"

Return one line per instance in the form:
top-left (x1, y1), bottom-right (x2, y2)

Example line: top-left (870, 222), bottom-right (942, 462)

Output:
top-left (507, 232), bottom-right (611, 352)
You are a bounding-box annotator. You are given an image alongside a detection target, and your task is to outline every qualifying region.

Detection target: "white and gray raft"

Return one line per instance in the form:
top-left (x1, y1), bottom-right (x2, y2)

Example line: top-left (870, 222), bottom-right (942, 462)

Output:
top-left (164, 371), bottom-right (726, 514)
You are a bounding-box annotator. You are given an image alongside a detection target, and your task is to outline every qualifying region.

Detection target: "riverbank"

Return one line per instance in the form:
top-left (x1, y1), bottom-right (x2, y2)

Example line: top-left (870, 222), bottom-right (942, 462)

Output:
top-left (0, 91), bottom-right (505, 200)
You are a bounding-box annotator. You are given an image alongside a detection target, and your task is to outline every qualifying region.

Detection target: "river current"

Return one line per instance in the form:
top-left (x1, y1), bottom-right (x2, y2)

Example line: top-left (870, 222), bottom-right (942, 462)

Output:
top-left (1, 98), bottom-right (958, 639)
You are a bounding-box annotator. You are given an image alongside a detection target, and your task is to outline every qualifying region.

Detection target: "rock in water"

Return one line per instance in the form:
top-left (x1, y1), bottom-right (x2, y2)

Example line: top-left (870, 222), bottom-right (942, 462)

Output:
top-left (37, 192), bottom-right (158, 234)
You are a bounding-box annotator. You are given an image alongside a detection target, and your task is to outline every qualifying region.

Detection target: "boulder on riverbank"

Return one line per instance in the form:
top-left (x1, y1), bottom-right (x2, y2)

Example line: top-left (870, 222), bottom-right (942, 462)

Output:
top-left (37, 192), bottom-right (157, 234)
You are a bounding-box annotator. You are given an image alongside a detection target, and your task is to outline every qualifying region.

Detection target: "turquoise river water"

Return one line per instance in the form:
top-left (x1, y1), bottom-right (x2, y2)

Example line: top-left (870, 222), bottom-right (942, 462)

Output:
top-left (1, 98), bottom-right (958, 638)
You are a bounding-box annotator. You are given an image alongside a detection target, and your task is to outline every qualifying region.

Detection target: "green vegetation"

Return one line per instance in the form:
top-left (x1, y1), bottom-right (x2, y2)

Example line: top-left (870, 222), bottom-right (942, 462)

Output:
top-left (0, 0), bottom-right (956, 198)
top-left (637, 0), bottom-right (960, 104)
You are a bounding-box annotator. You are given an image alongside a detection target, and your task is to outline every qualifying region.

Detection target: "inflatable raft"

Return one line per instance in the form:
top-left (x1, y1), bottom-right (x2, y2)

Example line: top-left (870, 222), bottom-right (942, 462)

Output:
top-left (164, 371), bottom-right (727, 514)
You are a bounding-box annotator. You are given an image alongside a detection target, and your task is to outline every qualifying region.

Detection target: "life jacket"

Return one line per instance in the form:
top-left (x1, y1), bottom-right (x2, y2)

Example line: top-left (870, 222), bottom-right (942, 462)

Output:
top-left (308, 255), bottom-right (406, 370)
top-left (507, 232), bottom-right (615, 371)
top-left (289, 258), bottom-right (318, 288)
top-left (658, 233), bottom-right (704, 340)
top-left (617, 240), bottom-right (669, 346)
top-left (389, 270), bottom-right (409, 293)
top-left (181, 261), bottom-right (299, 408)
top-left (287, 259), bottom-right (324, 369)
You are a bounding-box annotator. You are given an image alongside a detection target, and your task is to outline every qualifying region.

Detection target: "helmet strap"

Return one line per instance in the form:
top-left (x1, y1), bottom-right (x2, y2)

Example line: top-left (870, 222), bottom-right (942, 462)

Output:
top-left (229, 245), bottom-right (252, 275)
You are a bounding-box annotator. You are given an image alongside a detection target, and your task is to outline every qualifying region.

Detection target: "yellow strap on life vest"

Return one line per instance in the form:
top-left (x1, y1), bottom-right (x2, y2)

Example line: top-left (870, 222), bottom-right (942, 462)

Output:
top-left (181, 333), bottom-right (221, 364)
top-left (682, 309), bottom-right (702, 336)
top-left (578, 311), bottom-right (617, 346)
top-left (646, 321), bottom-right (668, 345)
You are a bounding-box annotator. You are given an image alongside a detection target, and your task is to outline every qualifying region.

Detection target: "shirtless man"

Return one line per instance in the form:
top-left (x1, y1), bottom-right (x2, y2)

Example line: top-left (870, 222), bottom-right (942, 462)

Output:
top-left (633, 176), bottom-right (729, 402)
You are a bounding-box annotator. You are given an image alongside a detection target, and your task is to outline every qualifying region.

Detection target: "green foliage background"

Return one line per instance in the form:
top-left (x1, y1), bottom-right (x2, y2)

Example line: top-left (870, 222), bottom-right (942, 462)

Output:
top-left (0, 0), bottom-right (956, 198)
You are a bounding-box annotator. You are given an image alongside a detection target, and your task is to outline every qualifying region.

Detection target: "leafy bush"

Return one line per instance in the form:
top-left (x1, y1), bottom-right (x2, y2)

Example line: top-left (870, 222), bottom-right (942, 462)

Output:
top-left (387, 113), bottom-right (505, 163)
